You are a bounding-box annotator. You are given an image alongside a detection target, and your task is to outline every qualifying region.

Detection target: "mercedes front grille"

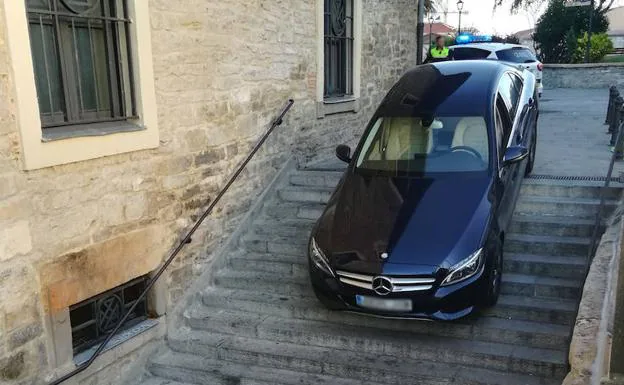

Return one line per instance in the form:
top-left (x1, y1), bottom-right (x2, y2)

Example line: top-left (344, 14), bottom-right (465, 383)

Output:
top-left (336, 270), bottom-right (436, 293)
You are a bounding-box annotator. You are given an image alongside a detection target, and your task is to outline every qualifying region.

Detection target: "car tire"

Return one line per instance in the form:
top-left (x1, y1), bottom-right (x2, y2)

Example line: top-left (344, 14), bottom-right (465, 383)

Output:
top-left (525, 127), bottom-right (537, 176)
top-left (483, 242), bottom-right (503, 308)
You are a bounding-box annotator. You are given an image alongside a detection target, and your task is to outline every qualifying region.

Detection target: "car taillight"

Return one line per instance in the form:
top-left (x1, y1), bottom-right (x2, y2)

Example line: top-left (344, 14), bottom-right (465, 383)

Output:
top-left (537, 62), bottom-right (543, 71)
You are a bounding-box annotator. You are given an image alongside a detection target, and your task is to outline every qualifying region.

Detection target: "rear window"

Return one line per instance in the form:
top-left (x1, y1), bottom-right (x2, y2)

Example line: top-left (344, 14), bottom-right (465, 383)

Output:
top-left (496, 47), bottom-right (536, 63)
top-left (450, 47), bottom-right (491, 60)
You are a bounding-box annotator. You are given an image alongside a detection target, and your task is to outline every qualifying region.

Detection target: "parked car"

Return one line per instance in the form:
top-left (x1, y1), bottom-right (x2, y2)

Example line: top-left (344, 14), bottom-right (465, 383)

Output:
top-left (448, 42), bottom-right (544, 97)
top-left (308, 60), bottom-right (539, 321)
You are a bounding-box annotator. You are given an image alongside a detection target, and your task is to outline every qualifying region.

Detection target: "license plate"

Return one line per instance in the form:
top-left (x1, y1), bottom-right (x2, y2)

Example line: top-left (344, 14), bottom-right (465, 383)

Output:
top-left (355, 295), bottom-right (412, 312)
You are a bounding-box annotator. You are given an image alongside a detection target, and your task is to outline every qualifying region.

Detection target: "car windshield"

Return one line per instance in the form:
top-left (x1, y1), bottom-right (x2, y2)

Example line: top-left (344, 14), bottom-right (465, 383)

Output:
top-left (450, 47), bottom-right (491, 60)
top-left (496, 47), bottom-right (536, 63)
top-left (354, 116), bottom-right (490, 176)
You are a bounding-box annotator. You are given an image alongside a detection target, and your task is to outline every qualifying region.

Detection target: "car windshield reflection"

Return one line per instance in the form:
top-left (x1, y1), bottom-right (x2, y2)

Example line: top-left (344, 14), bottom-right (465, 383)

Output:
top-left (354, 115), bottom-right (490, 175)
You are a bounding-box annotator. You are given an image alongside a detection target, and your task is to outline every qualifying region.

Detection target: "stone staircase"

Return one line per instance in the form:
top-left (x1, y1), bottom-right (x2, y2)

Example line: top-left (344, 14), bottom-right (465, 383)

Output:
top-left (135, 165), bottom-right (622, 385)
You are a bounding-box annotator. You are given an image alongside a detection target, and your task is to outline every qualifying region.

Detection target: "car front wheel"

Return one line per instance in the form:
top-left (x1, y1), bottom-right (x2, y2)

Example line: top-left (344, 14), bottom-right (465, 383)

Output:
top-left (525, 129), bottom-right (537, 176)
top-left (482, 242), bottom-right (503, 307)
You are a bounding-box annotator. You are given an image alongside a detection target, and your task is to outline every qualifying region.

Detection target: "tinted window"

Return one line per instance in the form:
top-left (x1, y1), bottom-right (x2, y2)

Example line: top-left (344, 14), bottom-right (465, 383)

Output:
top-left (354, 116), bottom-right (490, 175)
top-left (496, 47), bottom-right (536, 63)
top-left (497, 73), bottom-right (522, 120)
top-left (450, 47), bottom-right (492, 60)
top-left (495, 96), bottom-right (513, 155)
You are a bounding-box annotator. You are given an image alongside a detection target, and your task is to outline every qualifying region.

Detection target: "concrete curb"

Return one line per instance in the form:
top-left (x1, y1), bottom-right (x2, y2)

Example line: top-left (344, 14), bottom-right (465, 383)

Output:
top-left (563, 203), bottom-right (624, 385)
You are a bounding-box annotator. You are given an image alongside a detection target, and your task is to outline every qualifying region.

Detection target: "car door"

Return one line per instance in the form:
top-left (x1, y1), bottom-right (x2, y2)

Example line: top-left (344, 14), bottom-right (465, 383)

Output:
top-left (494, 95), bottom-right (515, 230)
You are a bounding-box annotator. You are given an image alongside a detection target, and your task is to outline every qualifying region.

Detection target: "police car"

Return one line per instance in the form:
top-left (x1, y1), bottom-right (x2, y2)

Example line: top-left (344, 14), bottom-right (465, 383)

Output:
top-left (449, 34), bottom-right (544, 97)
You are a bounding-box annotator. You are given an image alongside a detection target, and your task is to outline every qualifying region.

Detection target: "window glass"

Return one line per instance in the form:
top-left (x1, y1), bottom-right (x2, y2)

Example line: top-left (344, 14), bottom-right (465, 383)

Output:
top-left (450, 47), bottom-right (492, 60)
top-left (355, 116), bottom-right (490, 175)
top-left (496, 47), bottom-right (536, 63)
top-left (497, 73), bottom-right (522, 120)
top-left (324, 0), bottom-right (354, 98)
top-left (25, 0), bottom-right (134, 128)
top-left (495, 96), bottom-right (513, 154)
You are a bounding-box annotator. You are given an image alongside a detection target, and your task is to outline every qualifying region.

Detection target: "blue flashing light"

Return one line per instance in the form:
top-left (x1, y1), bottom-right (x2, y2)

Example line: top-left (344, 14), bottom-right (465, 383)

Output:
top-left (455, 33), bottom-right (493, 44)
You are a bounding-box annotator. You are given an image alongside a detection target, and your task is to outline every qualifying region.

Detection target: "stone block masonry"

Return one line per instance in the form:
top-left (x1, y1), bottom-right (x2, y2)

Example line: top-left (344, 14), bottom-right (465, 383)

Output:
top-left (543, 63), bottom-right (624, 89)
top-left (0, 0), bottom-right (417, 383)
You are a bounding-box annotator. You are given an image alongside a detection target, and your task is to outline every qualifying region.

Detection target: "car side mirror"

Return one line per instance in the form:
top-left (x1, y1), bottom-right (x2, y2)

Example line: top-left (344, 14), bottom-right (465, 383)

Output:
top-left (502, 145), bottom-right (529, 166)
top-left (335, 144), bottom-right (352, 163)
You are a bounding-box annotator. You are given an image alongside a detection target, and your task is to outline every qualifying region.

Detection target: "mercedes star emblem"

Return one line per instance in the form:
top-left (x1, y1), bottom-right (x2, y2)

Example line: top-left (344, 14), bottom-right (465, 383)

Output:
top-left (372, 276), bottom-right (393, 296)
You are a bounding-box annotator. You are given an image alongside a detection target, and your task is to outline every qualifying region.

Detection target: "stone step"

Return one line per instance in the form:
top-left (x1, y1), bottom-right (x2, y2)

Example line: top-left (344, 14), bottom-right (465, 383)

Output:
top-left (227, 252), bottom-right (307, 274)
top-left (167, 329), bottom-right (561, 385)
top-left (206, 270), bottom-right (578, 326)
top-left (250, 218), bottom-right (315, 238)
top-left (261, 201), bottom-right (325, 220)
top-left (240, 234), bottom-right (307, 255)
top-left (501, 273), bottom-right (581, 300)
top-left (509, 214), bottom-right (600, 238)
top-left (289, 170), bottom-right (344, 188)
top-left (504, 253), bottom-right (586, 279)
top-left (136, 377), bottom-right (192, 385)
top-left (184, 307), bottom-right (568, 379)
top-left (504, 233), bottom-right (590, 257)
top-left (514, 195), bottom-right (617, 218)
top-left (149, 350), bottom-right (388, 385)
top-left (198, 288), bottom-right (570, 350)
top-left (483, 294), bottom-right (577, 326)
top-left (520, 179), bottom-right (621, 200)
top-left (213, 269), bottom-right (313, 295)
top-left (277, 186), bottom-right (333, 204)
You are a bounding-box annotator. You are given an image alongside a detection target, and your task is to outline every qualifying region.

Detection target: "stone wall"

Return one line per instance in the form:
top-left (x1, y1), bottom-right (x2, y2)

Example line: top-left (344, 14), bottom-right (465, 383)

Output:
top-left (563, 203), bottom-right (623, 385)
top-left (543, 63), bottom-right (624, 89)
top-left (0, 0), bottom-right (417, 383)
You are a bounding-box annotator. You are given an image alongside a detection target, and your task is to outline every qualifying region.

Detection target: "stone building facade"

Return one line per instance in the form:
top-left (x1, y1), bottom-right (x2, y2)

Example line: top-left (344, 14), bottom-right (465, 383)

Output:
top-left (0, 0), bottom-right (417, 383)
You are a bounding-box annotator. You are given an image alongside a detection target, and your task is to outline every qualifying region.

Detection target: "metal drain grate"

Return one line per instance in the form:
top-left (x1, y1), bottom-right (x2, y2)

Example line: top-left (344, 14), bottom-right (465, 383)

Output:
top-left (527, 174), bottom-right (623, 182)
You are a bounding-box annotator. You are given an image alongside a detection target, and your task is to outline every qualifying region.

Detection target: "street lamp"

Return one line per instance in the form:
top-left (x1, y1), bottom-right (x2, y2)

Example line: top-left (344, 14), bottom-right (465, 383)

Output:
top-left (428, 14), bottom-right (440, 46)
top-left (456, 0), bottom-right (464, 34)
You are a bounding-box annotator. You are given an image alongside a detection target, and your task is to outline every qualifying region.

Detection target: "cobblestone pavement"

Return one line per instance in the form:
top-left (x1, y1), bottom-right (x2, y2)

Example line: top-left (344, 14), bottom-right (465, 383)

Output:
top-left (308, 88), bottom-right (624, 178)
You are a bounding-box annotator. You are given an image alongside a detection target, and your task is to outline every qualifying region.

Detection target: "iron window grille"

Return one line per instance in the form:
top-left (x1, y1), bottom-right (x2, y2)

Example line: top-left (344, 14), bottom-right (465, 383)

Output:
top-left (324, 0), bottom-right (354, 99)
top-left (69, 275), bottom-right (149, 356)
top-left (25, 0), bottom-right (137, 128)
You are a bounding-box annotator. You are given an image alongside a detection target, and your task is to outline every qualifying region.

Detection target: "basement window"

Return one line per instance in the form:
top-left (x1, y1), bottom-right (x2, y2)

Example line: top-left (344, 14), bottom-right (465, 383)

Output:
top-left (69, 275), bottom-right (149, 356)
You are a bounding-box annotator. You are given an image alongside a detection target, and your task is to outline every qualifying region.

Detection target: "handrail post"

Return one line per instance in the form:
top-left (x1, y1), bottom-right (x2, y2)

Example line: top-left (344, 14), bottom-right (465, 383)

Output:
top-left (611, 240), bottom-right (624, 376)
top-left (610, 96), bottom-right (623, 146)
top-left (607, 85), bottom-right (618, 125)
top-left (43, 99), bottom-right (294, 385)
top-left (609, 89), bottom-right (621, 134)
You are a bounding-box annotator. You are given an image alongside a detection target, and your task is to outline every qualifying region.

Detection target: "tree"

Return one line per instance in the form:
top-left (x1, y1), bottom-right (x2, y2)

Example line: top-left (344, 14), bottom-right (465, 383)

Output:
top-left (572, 32), bottom-right (614, 62)
top-left (492, 34), bottom-right (522, 43)
top-left (532, 0), bottom-right (609, 63)
top-left (493, 0), bottom-right (614, 13)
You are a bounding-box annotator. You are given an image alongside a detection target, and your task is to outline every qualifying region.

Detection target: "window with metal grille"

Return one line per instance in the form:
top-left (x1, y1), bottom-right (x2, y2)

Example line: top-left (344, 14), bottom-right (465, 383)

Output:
top-left (69, 275), bottom-right (149, 355)
top-left (324, 0), bottom-right (353, 99)
top-left (25, 0), bottom-right (136, 129)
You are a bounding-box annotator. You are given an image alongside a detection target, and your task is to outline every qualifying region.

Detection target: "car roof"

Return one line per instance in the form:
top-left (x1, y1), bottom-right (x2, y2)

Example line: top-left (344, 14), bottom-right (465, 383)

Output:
top-left (448, 42), bottom-right (530, 52)
top-left (375, 60), bottom-right (516, 118)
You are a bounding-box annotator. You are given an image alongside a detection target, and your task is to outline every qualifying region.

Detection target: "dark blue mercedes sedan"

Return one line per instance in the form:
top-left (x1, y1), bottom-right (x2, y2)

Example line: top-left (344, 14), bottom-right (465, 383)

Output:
top-left (308, 60), bottom-right (539, 321)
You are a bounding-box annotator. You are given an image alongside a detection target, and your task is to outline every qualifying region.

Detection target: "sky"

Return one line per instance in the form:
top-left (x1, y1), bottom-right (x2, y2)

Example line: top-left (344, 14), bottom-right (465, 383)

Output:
top-left (435, 0), bottom-right (624, 36)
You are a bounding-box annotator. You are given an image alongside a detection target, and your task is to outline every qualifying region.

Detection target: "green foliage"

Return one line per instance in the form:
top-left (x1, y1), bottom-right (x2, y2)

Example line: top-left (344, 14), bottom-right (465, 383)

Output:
top-left (563, 27), bottom-right (578, 63)
top-left (491, 34), bottom-right (521, 44)
top-left (533, 0), bottom-right (609, 63)
top-left (572, 32), bottom-right (614, 62)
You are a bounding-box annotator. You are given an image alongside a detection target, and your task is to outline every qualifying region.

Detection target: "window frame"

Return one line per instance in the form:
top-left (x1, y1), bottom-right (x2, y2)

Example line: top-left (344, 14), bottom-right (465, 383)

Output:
top-left (315, 0), bottom-right (362, 118)
top-left (4, 0), bottom-right (159, 170)
top-left (25, 0), bottom-right (136, 129)
top-left (323, 0), bottom-right (354, 99)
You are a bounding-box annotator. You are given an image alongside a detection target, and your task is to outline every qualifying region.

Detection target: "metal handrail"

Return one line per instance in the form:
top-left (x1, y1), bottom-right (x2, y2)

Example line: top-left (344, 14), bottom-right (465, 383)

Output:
top-left (586, 120), bottom-right (623, 276)
top-left (46, 99), bottom-right (294, 385)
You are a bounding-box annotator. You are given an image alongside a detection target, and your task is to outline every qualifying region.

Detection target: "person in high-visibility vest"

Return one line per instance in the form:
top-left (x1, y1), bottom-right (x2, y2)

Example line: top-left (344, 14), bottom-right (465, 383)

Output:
top-left (425, 36), bottom-right (451, 64)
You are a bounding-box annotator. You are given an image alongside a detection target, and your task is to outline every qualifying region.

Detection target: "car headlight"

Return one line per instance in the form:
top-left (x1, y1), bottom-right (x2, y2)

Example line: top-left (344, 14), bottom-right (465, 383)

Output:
top-left (441, 248), bottom-right (484, 286)
top-left (309, 237), bottom-right (334, 277)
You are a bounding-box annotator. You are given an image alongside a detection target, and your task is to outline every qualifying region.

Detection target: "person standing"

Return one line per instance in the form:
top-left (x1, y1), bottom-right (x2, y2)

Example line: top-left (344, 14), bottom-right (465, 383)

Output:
top-left (425, 36), bottom-right (451, 63)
